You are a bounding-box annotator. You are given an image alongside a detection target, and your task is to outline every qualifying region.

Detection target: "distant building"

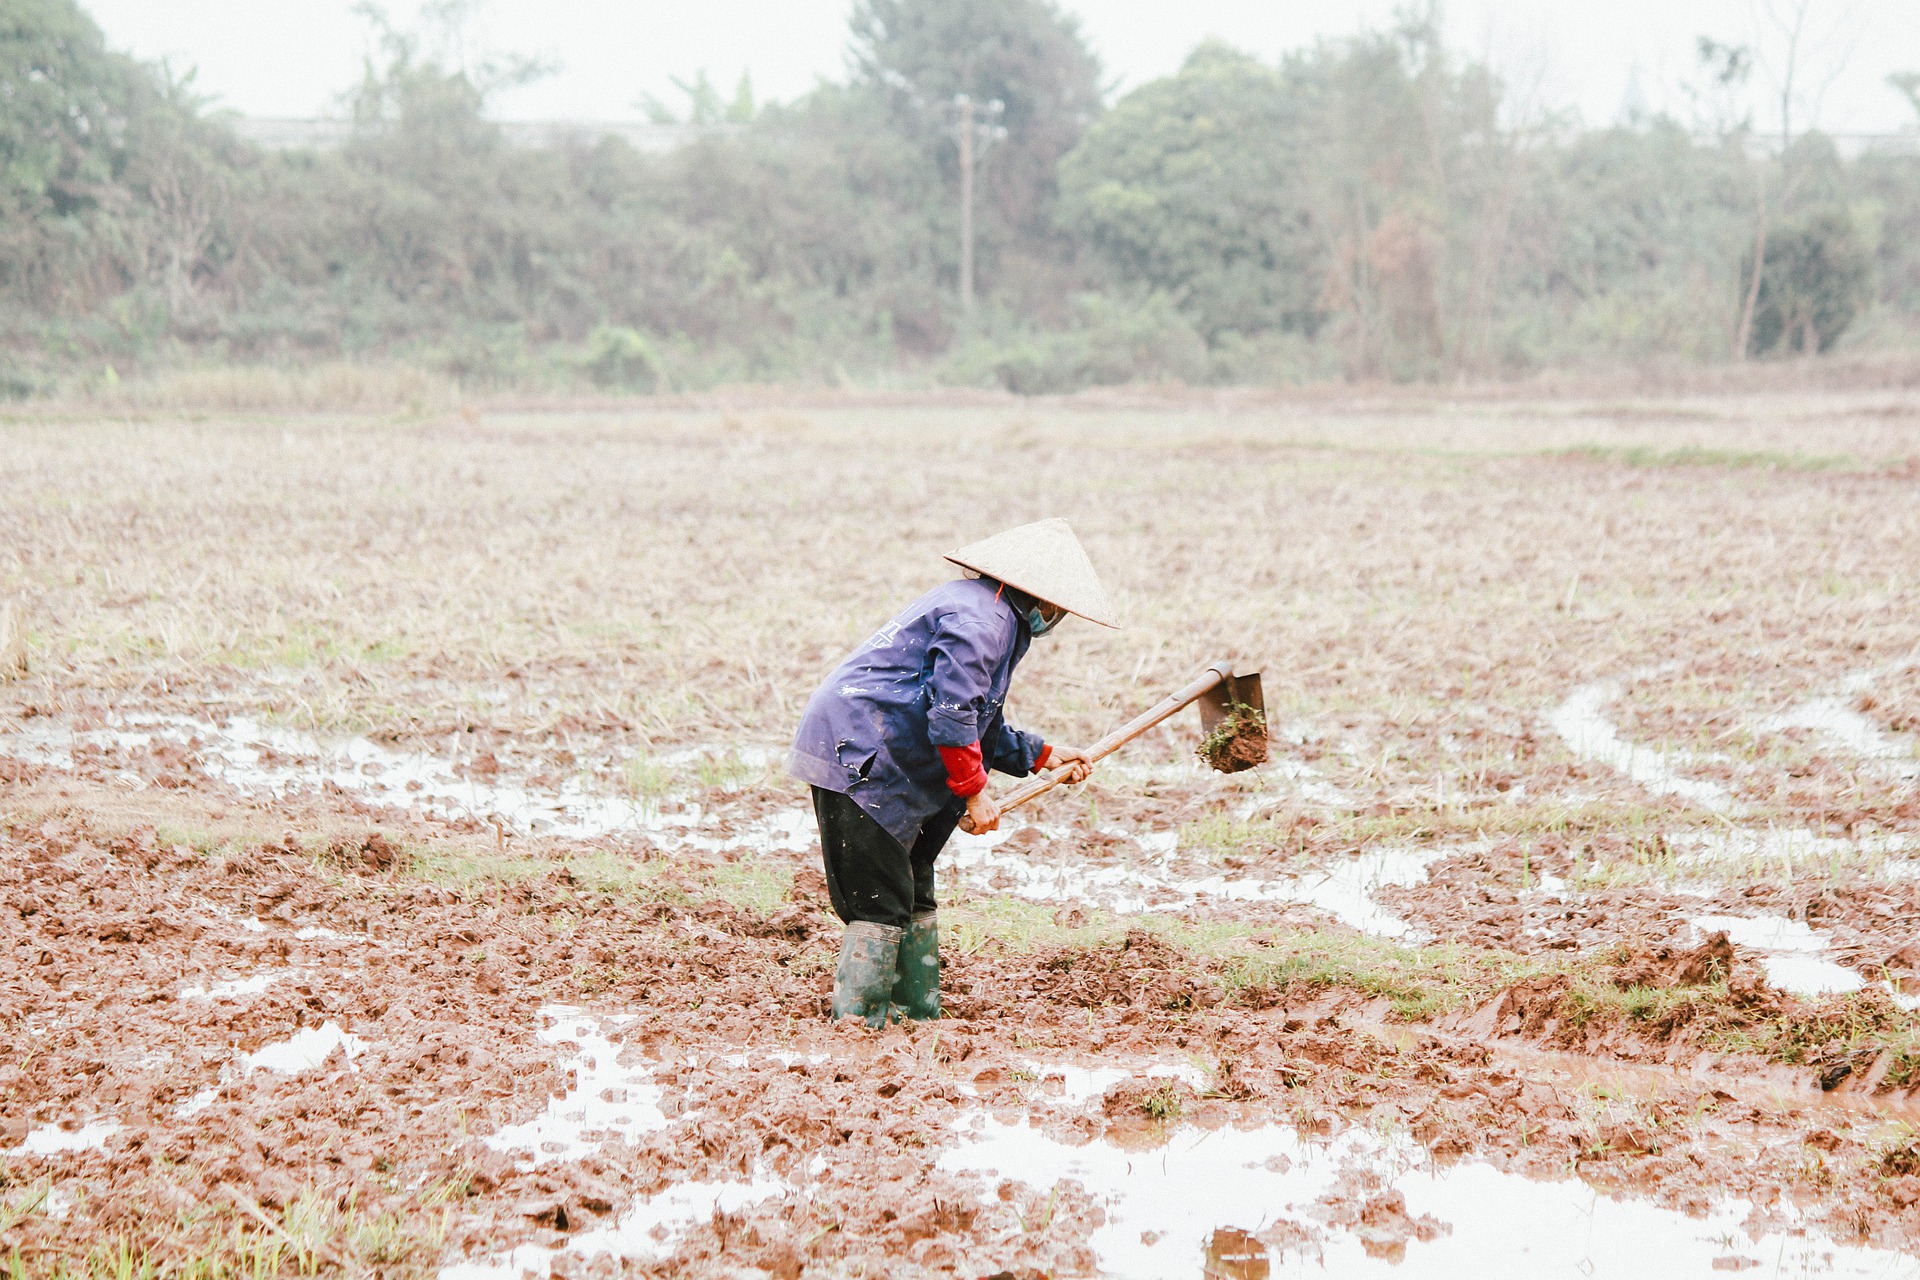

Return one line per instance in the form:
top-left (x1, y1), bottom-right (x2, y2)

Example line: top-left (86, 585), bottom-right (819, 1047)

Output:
top-left (226, 117), bottom-right (736, 153)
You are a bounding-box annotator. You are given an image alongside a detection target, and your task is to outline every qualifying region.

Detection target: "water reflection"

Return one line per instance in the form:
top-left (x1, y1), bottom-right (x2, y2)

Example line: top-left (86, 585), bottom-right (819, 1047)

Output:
top-left (1203, 1228), bottom-right (1270, 1280)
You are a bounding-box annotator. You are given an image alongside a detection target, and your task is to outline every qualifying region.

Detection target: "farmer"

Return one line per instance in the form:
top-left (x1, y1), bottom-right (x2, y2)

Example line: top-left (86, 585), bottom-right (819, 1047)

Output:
top-left (786, 518), bottom-right (1118, 1026)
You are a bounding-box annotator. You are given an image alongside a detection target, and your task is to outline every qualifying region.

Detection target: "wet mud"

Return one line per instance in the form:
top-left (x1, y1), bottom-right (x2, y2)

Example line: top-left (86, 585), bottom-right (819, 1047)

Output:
top-left (4, 689), bottom-right (1920, 1276)
top-left (3, 793), bottom-right (1919, 1276)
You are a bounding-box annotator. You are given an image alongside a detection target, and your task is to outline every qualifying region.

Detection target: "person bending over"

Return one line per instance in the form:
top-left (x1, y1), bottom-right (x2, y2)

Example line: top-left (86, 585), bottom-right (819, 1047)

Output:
top-left (785, 518), bottom-right (1117, 1026)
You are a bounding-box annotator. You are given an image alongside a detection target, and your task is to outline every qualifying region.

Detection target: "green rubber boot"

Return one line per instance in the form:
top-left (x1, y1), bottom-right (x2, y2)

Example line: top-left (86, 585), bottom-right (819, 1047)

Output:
top-left (891, 910), bottom-right (941, 1022)
top-left (830, 921), bottom-right (901, 1028)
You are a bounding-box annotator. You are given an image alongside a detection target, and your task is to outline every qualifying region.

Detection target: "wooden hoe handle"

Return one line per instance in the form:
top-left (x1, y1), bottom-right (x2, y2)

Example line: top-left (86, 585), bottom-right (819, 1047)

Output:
top-left (994, 662), bottom-right (1233, 816)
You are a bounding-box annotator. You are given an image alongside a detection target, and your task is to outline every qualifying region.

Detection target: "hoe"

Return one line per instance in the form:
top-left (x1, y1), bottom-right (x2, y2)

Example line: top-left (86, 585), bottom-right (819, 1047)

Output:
top-left (996, 661), bottom-right (1267, 815)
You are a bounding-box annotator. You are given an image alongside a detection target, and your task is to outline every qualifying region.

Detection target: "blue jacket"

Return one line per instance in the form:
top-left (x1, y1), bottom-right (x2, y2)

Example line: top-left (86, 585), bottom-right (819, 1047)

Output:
top-left (786, 578), bottom-right (1047, 849)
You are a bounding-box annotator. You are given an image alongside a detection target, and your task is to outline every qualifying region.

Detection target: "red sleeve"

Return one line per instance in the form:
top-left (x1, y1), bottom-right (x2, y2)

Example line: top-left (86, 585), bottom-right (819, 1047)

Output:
top-left (938, 742), bottom-right (988, 797)
top-left (1032, 744), bottom-right (1052, 772)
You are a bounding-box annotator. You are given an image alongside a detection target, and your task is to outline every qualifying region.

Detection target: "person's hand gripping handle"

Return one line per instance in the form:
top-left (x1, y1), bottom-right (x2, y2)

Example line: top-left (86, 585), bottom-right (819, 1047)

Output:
top-left (957, 745), bottom-right (1093, 835)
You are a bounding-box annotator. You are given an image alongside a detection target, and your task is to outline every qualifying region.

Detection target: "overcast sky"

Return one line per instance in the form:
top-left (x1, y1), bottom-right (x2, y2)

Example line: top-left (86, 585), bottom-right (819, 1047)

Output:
top-left (83, 0), bottom-right (1920, 134)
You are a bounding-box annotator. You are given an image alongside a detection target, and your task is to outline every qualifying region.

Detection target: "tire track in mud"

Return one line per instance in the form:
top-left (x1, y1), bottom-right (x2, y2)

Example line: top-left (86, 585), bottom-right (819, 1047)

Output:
top-left (1538, 672), bottom-right (1920, 979)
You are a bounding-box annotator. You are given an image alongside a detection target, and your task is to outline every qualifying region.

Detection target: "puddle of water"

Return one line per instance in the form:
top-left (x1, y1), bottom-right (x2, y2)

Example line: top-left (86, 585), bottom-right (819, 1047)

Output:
top-left (1277, 849), bottom-right (1444, 940)
top-left (569, 1180), bottom-right (784, 1259)
top-left (1689, 916), bottom-right (1866, 997)
top-left (9, 1122), bottom-right (121, 1157)
top-left (1761, 955), bottom-right (1868, 996)
top-left (1017, 1059), bottom-right (1210, 1105)
top-left (445, 1005), bottom-right (781, 1278)
top-left (939, 1117), bottom-right (1919, 1279)
top-left (439, 1180), bottom-right (784, 1280)
top-left (1667, 827), bottom-right (1916, 879)
top-left (439, 1245), bottom-right (560, 1280)
top-left (0, 712), bottom-right (812, 853)
top-left (243, 1022), bottom-right (368, 1074)
top-left (197, 714), bottom-right (686, 841)
top-left (1760, 698), bottom-right (1918, 776)
top-left (947, 833), bottom-right (1438, 937)
top-left (179, 974), bottom-right (280, 1001)
top-left (1690, 914), bottom-right (1827, 952)
top-left (1550, 684), bottom-right (1734, 812)
top-left (485, 1006), bottom-right (668, 1166)
top-left (1262, 759), bottom-right (1354, 809)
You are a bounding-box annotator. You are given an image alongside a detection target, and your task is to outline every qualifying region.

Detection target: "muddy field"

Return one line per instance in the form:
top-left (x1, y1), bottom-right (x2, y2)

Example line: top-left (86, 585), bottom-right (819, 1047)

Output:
top-left (4, 390), bottom-right (1920, 1277)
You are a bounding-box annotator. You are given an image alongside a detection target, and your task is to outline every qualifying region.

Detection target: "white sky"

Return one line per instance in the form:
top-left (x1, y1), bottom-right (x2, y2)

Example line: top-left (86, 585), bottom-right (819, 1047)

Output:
top-left (84, 0), bottom-right (1920, 134)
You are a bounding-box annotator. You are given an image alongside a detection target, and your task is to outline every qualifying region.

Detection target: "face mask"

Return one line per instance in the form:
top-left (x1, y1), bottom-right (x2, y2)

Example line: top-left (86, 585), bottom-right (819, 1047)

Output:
top-left (1026, 605), bottom-right (1063, 637)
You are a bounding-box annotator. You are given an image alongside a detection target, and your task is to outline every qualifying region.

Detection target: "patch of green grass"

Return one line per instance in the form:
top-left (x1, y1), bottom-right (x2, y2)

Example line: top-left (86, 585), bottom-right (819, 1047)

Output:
top-left (207, 626), bottom-right (363, 671)
top-left (151, 824), bottom-right (227, 856)
top-left (1565, 827), bottom-right (1903, 892)
top-left (945, 899), bottom-right (1920, 1076)
top-left (0, 1184), bottom-right (52, 1236)
top-left (704, 857), bottom-right (795, 913)
top-left (692, 748), bottom-right (760, 792)
top-left (1555, 444), bottom-right (1857, 472)
top-left (1175, 814), bottom-right (1308, 864)
top-left (1304, 796), bottom-right (1696, 856)
top-left (1713, 997), bottom-right (1920, 1078)
top-left (620, 754), bottom-right (672, 804)
top-left (1598, 983), bottom-right (1662, 1022)
top-left (399, 835), bottom-right (795, 918)
top-left (1214, 930), bottom-right (1556, 1021)
top-left (1141, 1080), bottom-right (1184, 1120)
top-left (947, 896), bottom-right (1551, 1022)
top-left (4, 1187), bottom-right (446, 1280)
top-left (944, 894), bottom-right (1129, 956)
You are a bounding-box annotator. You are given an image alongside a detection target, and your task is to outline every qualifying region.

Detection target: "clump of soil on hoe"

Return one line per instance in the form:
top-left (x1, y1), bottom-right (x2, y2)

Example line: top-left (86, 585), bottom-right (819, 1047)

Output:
top-left (1199, 704), bottom-right (1269, 772)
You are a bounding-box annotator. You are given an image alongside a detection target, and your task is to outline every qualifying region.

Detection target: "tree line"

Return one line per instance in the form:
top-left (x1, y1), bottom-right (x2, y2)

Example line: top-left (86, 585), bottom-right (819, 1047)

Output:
top-left (2, 0), bottom-right (1917, 396)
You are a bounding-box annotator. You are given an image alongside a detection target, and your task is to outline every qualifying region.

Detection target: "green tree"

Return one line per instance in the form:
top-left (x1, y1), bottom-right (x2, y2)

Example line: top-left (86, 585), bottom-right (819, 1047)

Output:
top-left (1, 0), bottom-right (242, 341)
top-left (1497, 121), bottom-right (1751, 365)
top-left (0, 0), bottom-right (145, 312)
top-left (1302, 13), bottom-right (1519, 378)
top-left (1056, 14), bottom-right (1522, 380)
top-left (1055, 42), bottom-right (1321, 342)
top-left (1745, 208), bottom-right (1871, 354)
top-left (0, 0), bottom-right (135, 214)
top-left (847, 0), bottom-right (1102, 311)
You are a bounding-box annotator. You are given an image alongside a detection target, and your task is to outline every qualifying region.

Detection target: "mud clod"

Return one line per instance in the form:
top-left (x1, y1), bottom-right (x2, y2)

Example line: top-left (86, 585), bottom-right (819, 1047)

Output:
top-left (1598, 1121), bottom-right (1660, 1156)
top-left (1878, 1143), bottom-right (1920, 1177)
top-left (1198, 705), bottom-right (1268, 773)
top-left (1100, 1077), bottom-right (1195, 1120)
top-left (322, 831), bottom-right (401, 872)
top-left (1610, 932), bottom-right (1735, 989)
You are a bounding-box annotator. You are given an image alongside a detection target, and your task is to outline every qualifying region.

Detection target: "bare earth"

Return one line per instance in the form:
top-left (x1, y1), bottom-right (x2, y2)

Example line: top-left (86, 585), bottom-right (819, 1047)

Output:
top-left (3, 389), bottom-right (1920, 1277)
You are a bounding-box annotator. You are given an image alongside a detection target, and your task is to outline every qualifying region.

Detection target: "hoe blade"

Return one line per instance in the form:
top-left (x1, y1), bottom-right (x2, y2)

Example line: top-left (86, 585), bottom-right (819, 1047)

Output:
top-left (1196, 666), bottom-right (1267, 773)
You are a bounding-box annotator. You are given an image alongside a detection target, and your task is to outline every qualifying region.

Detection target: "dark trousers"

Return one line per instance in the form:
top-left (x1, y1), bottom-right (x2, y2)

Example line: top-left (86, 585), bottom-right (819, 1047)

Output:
top-left (811, 787), bottom-right (964, 928)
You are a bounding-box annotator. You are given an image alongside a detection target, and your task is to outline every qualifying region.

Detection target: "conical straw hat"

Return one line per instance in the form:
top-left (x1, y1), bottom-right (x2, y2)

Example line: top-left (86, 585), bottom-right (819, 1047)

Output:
top-left (943, 518), bottom-right (1119, 629)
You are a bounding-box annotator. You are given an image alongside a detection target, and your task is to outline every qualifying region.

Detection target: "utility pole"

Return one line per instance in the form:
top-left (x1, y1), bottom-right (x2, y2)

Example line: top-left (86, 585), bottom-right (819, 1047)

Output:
top-left (949, 94), bottom-right (1004, 318)
top-left (958, 94), bottom-right (975, 317)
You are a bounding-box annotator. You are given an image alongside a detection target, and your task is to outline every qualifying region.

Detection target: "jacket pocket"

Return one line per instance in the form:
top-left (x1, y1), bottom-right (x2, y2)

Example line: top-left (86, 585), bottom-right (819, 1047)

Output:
top-left (837, 742), bottom-right (878, 788)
